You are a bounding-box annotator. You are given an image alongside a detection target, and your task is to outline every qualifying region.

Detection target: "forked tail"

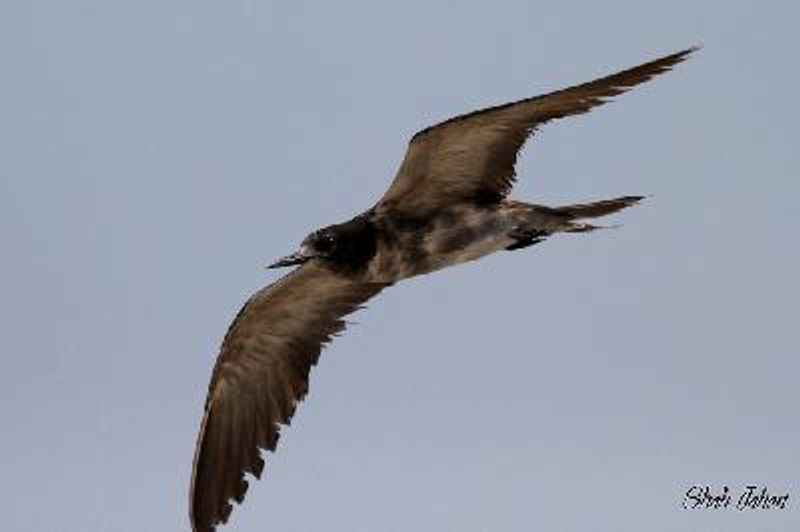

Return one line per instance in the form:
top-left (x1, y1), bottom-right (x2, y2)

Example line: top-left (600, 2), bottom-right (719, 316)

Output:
top-left (506, 195), bottom-right (644, 250)
top-left (555, 195), bottom-right (644, 232)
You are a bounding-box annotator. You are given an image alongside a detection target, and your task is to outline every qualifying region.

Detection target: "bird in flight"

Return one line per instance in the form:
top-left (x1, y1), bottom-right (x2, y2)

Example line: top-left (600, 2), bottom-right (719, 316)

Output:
top-left (189, 47), bottom-right (695, 531)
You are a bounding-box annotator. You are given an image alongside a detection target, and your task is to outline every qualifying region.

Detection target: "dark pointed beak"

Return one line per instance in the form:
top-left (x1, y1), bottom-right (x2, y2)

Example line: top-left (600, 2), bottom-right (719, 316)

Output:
top-left (267, 246), bottom-right (314, 269)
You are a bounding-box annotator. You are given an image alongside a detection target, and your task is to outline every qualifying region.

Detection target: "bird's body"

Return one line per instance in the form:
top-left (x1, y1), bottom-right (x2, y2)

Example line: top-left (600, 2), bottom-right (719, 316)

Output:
top-left (335, 197), bottom-right (642, 283)
top-left (368, 203), bottom-right (515, 281)
top-left (190, 48), bottom-right (696, 532)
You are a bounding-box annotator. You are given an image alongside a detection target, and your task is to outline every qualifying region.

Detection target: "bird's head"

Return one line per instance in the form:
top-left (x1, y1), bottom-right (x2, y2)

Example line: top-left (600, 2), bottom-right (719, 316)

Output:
top-left (268, 227), bottom-right (339, 268)
top-left (268, 216), bottom-right (377, 271)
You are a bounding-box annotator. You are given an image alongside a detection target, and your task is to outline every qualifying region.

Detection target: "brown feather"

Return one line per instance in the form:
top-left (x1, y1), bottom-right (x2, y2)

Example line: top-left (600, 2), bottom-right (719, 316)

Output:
top-left (189, 263), bottom-right (388, 532)
top-left (377, 48), bottom-right (695, 216)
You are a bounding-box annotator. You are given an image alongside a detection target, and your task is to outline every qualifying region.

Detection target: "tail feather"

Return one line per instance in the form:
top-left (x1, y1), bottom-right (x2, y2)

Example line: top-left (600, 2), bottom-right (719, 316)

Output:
top-left (563, 222), bottom-right (603, 233)
top-left (505, 195), bottom-right (643, 250)
top-left (555, 195), bottom-right (644, 219)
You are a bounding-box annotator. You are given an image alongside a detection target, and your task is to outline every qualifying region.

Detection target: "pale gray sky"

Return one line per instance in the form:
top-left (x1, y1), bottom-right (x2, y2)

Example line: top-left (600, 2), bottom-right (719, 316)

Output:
top-left (1, 1), bottom-right (798, 531)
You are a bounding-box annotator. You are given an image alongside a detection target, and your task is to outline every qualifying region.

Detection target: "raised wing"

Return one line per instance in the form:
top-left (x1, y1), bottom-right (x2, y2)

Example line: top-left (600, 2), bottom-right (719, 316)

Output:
top-left (377, 48), bottom-right (695, 216)
top-left (190, 262), bottom-right (388, 532)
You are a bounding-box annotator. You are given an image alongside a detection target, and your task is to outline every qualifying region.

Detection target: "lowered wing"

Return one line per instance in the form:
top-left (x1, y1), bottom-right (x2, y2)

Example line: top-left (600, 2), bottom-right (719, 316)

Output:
top-left (190, 262), bottom-right (388, 532)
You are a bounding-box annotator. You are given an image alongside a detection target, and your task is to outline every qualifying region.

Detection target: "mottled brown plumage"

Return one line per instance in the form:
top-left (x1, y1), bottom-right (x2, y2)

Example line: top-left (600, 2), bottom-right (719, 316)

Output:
top-left (190, 48), bottom-right (695, 532)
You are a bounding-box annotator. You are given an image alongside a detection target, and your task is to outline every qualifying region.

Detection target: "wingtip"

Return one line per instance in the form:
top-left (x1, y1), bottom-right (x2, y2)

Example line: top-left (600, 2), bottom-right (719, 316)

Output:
top-left (646, 46), bottom-right (699, 72)
top-left (671, 46), bottom-right (701, 63)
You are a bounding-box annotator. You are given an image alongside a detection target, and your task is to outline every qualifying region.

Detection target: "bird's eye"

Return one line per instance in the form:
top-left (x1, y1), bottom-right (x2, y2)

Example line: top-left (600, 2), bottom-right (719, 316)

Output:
top-left (315, 233), bottom-right (335, 251)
